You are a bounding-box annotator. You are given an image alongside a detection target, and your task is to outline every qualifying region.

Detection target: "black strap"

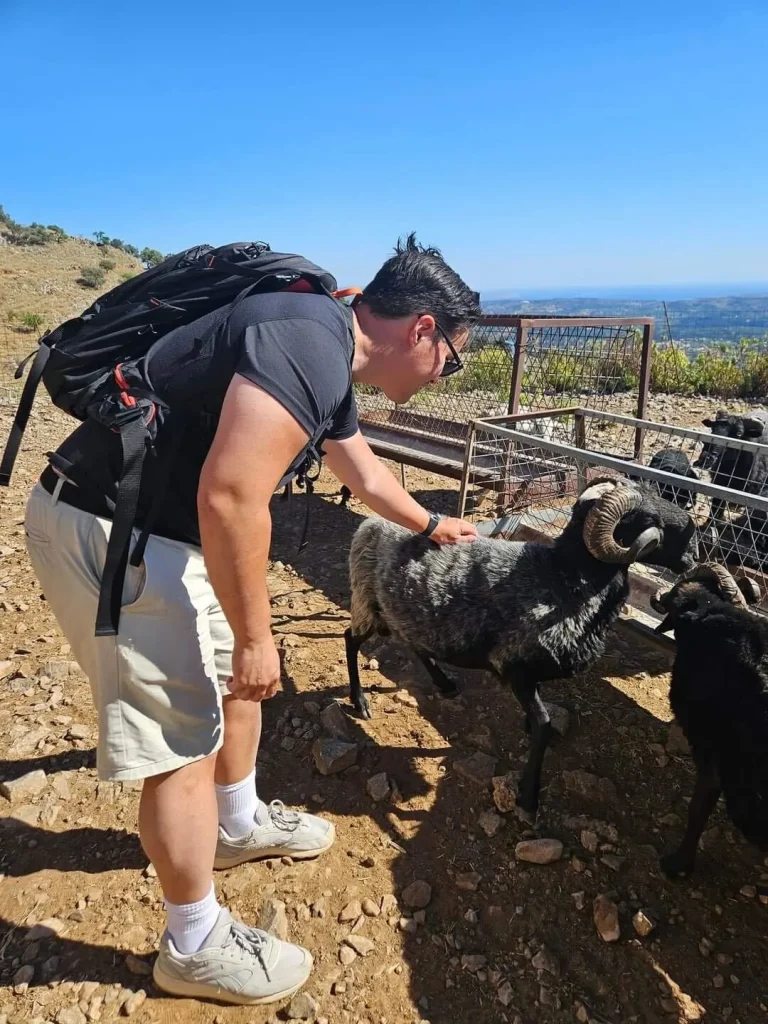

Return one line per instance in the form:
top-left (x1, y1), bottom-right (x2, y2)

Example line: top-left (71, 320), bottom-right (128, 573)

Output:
top-left (0, 344), bottom-right (51, 486)
top-left (129, 413), bottom-right (189, 568)
top-left (94, 418), bottom-right (148, 637)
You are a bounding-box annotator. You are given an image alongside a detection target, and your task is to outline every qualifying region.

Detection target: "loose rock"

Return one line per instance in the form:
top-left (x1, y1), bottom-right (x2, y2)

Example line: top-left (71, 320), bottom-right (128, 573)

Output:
top-left (27, 918), bottom-right (66, 941)
top-left (320, 702), bottom-right (351, 740)
top-left (121, 990), bottom-right (147, 1017)
top-left (259, 898), bottom-right (289, 941)
top-left (594, 894), bottom-right (620, 942)
top-left (454, 872), bottom-right (482, 892)
top-left (497, 981), bottom-right (514, 1007)
top-left (478, 810), bottom-right (503, 837)
top-left (544, 701), bottom-right (570, 737)
top-left (66, 723), bottom-right (91, 741)
top-left (393, 689), bottom-right (418, 707)
top-left (666, 722), bottom-right (691, 756)
top-left (339, 945), bottom-right (357, 965)
top-left (312, 738), bottom-right (358, 775)
top-left (515, 839), bottom-right (563, 865)
top-left (563, 769), bottom-right (619, 806)
top-left (402, 880), bottom-right (432, 908)
top-left (491, 773), bottom-right (519, 813)
top-left (532, 945), bottom-right (560, 977)
top-left (125, 954), bottom-right (151, 977)
top-left (287, 992), bottom-right (319, 1020)
top-left (344, 934), bottom-right (375, 956)
top-left (361, 898), bottom-right (380, 917)
top-left (366, 772), bottom-right (391, 802)
top-left (57, 1009), bottom-right (87, 1024)
top-left (0, 770), bottom-right (47, 805)
top-left (454, 751), bottom-right (498, 787)
top-left (339, 900), bottom-right (362, 922)
top-left (633, 910), bottom-right (657, 937)
top-left (461, 954), bottom-right (487, 973)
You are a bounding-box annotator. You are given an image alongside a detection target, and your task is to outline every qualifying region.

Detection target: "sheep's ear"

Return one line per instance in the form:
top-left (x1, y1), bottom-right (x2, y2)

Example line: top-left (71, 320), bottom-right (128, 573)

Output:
top-left (702, 418), bottom-right (714, 428)
top-left (743, 417), bottom-right (764, 438)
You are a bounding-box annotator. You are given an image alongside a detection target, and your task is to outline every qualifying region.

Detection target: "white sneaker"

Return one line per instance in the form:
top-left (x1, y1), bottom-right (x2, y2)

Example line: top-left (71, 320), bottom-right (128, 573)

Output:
top-left (153, 908), bottom-right (312, 1005)
top-left (214, 799), bottom-right (335, 870)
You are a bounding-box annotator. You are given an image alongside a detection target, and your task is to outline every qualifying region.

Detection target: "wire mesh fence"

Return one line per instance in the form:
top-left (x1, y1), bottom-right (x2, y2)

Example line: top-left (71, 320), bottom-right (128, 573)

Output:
top-left (459, 408), bottom-right (768, 621)
top-left (355, 316), bottom-right (653, 449)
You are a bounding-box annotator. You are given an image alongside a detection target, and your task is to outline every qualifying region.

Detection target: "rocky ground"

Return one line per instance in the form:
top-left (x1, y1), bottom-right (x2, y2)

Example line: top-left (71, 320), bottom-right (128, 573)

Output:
top-left (1, 396), bottom-right (768, 1024)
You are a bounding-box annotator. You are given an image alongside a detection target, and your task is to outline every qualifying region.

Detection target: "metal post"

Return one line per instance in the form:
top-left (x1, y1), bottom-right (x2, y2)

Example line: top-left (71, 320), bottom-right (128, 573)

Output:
top-left (634, 322), bottom-right (654, 459)
top-left (457, 423), bottom-right (477, 518)
top-left (574, 411), bottom-right (587, 494)
top-left (507, 324), bottom-right (528, 415)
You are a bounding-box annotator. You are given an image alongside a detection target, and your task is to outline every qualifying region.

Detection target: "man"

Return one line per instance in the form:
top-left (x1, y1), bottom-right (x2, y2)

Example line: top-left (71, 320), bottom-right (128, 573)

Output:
top-left (23, 234), bottom-right (481, 1005)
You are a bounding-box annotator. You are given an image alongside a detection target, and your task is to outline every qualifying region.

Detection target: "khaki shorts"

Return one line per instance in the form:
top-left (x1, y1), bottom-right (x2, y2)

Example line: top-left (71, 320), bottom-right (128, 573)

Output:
top-left (24, 482), bottom-right (234, 782)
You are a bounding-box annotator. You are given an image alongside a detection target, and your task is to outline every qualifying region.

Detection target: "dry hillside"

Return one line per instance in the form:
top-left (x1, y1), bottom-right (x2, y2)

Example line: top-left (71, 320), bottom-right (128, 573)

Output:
top-left (0, 236), bottom-right (143, 334)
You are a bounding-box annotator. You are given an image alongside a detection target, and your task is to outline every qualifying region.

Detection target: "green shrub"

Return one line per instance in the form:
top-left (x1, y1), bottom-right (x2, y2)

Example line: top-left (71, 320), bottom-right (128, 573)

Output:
top-left (122, 243), bottom-right (140, 258)
top-left (140, 247), bottom-right (164, 268)
top-left (6, 309), bottom-right (18, 323)
top-left (650, 344), bottom-right (693, 394)
top-left (99, 258), bottom-right (117, 271)
top-left (119, 271), bottom-right (138, 282)
top-left (46, 224), bottom-right (67, 241)
top-left (78, 266), bottom-right (107, 289)
top-left (20, 312), bottom-right (45, 332)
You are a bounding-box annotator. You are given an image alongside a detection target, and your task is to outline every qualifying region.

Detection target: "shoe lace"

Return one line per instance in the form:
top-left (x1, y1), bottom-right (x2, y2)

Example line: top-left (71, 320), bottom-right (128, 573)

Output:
top-left (225, 919), bottom-right (272, 981)
top-left (267, 799), bottom-right (301, 833)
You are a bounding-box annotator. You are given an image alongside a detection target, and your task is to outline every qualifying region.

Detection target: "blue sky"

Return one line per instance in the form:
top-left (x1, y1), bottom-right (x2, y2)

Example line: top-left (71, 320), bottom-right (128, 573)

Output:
top-left (2, 0), bottom-right (767, 295)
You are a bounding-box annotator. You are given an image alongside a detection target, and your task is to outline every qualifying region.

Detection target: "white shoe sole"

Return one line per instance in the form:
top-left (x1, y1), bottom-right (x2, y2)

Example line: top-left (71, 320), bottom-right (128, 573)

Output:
top-left (152, 960), bottom-right (311, 1006)
top-left (213, 822), bottom-right (335, 870)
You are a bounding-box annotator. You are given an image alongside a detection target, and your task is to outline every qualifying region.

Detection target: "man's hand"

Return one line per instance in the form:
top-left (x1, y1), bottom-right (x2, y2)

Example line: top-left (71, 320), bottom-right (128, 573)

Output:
top-left (429, 517), bottom-right (478, 545)
top-left (227, 636), bottom-right (282, 702)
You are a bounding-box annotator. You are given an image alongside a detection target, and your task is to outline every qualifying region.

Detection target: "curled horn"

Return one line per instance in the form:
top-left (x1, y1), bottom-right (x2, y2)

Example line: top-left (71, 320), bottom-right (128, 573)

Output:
top-left (673, 562), bottom-right (746, 605)
top-left (582, 481), bottom-right (661, 564)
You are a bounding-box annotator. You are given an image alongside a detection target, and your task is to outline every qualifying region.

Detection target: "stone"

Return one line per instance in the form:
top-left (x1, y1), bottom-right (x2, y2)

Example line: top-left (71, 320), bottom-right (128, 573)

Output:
top-left (739, 885), bottom-right (757, 899)
top-left (287, 992), bottom-right (319, 1020)
top-left (666, 722), bottom-right (691, 756)
top-left (66, 723), bottom-right (91, 741)
top-left (320, 702), bottom-right (351, 740)
top-left (366, 772), bottom-right (390, 802)
top-left (339, 945), bottom-right (357, 965)
top-left (0, 770), bottom-right (47, 805)
top-left (338, 900), bottom-right (362, 922)
top-left (402, 880), bottom-right (432, 908)
top-left (304, 701), bottom-right (321, 716)
top-left (13, 964), bottom-right (34, 991)
top-left (393, 689), bottom-right (418, 708)
top-left (515, 839), bottom-right (563, 865)
top-left (57, 1009), bottom-right (87, 1024)
top-left (461, 954), bottom-right (487, 972)
top-left (478, 810), bottom-right (503, 837)
top-left (455, 872), bottom-right (481, 892)
top-left (491, 773), bottom-right (519, 812)
top-left (572, 891), bottom-right (586, 911)
top-left (42, 659), bottom-right (71, 681)
top-left (399, 917), bottom-right (417, 934)
top-left (367, 657), bottom-right (379, 671)
top-left (467, 725), bottom-right (495, 753)
top-left (544, 701), bottom-right (570, 737)
top-left (454, 751), bottom-right (498, 787)
top-left (344, 934), bottom-right (375, 957)
top-left (601, 855), bottom-right (625, 872)
top-left (633, 909), bottom-right (657, 937)
top-left (361, 898), bottom-right (380, 917)
top-left (259, 899), bottom-right (289, 941)
top-left (594, 894), bottom-right (620, 942)
top-left (380, 894), bottom-right (398, 915)
top-left (9, 726), bottom-right (48, 757)
top-left (121, 990), bottom-right (147, 1016)
top-left (311, 899), bottom-right (326, 918)
top-left (312, 738), bottom-right (358, 776)
top-left (532, 945), bottom-right (560, 977)
top-left (281, 736), bottom-right (297, 751)
top-left (125, 954), bottom-right (151, 977)
top-left (563, 769), bottom-right (619, 806)
top-left (27, 918), bottom-right (66, 941)
top-left (580, 830), bottom-right (599, 853)
top-left (497, 981), bottom-right (515, 1007)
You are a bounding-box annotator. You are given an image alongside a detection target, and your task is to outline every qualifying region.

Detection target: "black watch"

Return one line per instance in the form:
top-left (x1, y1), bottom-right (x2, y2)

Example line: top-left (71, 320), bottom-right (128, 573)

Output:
top-left (420, 512), bottom-right (441, 538)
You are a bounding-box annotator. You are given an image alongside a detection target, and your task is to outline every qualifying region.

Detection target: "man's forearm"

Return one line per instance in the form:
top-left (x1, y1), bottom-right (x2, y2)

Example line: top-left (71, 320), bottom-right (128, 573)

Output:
top-left (198, 489), bottom-right (273, 643)
top-left (347, 459), bottom-right (432, 533)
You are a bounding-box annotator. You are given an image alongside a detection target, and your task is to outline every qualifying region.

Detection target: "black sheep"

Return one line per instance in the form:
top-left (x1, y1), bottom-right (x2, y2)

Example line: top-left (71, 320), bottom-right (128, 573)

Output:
top-left (652, 563), bottom-right (768, 877)
top-left (648, 447), bottom-right (699, 510)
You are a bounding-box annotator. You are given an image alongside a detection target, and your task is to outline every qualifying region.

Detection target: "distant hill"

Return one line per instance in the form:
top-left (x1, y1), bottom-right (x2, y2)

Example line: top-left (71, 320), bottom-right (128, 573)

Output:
top-left (0, 205), bottom-right (158, 333)
top-left (483, 294), bottom-right (768, 347)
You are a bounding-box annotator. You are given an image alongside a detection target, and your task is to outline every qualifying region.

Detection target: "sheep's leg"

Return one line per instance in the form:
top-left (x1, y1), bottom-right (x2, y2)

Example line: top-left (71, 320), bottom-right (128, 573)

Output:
top-left (415, 653), bottom-right (460, 699)
top-left (661, 759), bottom-right (721, 878)
top-left (345, 626), bottom-right (373, 719)
top-left (508, 678), bottom-right (553, 823)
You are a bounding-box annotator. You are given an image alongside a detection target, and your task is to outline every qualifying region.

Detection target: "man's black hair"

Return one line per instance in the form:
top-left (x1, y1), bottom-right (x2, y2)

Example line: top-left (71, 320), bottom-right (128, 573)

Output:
top-left (361, 232), bottom-right (482, 337)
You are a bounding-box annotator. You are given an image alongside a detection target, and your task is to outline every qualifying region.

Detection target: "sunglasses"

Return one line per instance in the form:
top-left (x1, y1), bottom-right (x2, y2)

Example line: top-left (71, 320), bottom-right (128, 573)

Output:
top-left (433, 320), bottom-right (464, 378)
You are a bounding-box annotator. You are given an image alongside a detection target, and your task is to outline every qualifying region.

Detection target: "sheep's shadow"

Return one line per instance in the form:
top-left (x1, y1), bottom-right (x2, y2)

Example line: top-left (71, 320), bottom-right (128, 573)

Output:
top-left (270, 475), bottom-right (768, 1024)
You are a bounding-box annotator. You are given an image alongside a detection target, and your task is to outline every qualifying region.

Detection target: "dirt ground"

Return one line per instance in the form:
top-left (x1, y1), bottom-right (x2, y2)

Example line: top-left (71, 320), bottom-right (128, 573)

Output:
top-left (1, 399), bottom-right (768, 1024)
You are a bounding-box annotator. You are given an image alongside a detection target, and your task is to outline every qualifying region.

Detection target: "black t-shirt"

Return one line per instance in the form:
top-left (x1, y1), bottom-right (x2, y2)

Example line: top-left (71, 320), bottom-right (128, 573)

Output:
top-left (48, 291), bottom-right (359, 547)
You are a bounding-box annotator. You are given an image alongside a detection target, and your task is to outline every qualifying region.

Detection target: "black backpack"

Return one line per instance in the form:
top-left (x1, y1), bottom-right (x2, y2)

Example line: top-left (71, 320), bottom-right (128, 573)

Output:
top-left (0, 241), bottom-right (350, 637)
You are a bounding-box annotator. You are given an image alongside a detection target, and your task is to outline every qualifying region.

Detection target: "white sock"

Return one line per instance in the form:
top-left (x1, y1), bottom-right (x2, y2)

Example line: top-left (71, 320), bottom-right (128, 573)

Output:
top-left (215, 769), bottom-right (260, 838)
top-left (165, 883), bottom-right (221, 954)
